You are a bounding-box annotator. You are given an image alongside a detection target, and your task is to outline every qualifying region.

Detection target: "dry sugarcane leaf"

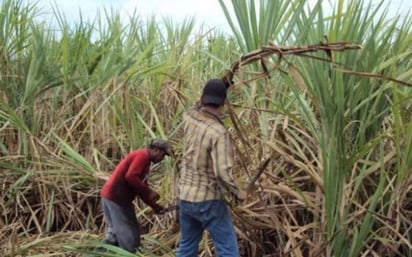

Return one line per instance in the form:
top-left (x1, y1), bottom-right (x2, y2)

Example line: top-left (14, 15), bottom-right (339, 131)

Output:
top-left (222, 42), bottom-right (362, 84)
top-left (223, 41), bottom-right (411, 90)
top-left (288, 63), bottom-right (307, 91)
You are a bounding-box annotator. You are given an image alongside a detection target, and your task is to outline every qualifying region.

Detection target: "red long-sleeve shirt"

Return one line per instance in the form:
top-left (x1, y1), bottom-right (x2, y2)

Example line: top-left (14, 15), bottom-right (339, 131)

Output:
top-left (101, 149), bottom-right (162, 211)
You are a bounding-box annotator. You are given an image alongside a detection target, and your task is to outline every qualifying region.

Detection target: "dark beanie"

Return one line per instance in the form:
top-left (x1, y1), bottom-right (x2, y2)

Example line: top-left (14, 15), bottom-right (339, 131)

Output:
top-left (201, 79), bottom-right (227, 105)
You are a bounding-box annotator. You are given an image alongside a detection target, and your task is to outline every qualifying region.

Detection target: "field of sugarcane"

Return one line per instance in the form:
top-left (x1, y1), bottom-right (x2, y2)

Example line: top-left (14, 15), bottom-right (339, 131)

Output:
top-left (1, 0), bottom-right (411, 256)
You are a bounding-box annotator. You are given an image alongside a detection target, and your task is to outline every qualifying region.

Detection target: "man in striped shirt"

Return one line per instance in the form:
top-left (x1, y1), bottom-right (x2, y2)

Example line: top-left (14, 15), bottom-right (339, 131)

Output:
top-left (177, 79), bottom-right (248, 257)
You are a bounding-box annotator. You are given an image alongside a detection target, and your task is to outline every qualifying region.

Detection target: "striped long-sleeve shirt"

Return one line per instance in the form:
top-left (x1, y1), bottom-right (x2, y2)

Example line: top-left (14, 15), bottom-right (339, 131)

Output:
top-left (179, 106), bottom-right (240, 202)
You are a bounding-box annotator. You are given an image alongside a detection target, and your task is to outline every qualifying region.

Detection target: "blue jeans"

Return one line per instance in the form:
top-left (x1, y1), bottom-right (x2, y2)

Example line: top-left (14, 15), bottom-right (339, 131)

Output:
top-left (177, 199), bottom-right (239, 257)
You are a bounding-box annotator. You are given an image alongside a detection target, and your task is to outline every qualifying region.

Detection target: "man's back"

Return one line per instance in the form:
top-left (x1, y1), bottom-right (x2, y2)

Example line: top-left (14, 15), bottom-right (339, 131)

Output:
top-left (101, 149), bottom-right (150, 207)
top-left (179, 107), bottom-right (239, 202)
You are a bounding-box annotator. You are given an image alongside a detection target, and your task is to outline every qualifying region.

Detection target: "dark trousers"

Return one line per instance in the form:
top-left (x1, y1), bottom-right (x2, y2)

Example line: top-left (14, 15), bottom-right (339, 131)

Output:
top-left (101, 198), bottom-right (140, 253)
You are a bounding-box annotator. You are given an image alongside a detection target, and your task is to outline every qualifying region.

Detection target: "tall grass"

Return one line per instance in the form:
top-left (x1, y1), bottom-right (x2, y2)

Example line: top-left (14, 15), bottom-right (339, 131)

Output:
top-left (0, 0), bottom-right (234, 256)
top-left (1, 0), bottom-right (411, 256)
top-left (219, 0), bottom-right (412, 256)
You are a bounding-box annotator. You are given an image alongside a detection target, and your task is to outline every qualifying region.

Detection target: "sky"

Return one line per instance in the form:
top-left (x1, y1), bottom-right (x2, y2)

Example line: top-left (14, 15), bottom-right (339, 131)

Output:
top-left (30, 0), bottom-right (232, 32)
top-left (22, 0), bottom-right (412, 34)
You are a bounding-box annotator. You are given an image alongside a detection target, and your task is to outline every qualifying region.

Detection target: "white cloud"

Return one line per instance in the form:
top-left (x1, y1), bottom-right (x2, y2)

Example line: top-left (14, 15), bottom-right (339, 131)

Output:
top-left (26, 0), bottom-right (412, 33)
top-left (120, 0), bottom-right (230, 31)
top-left (29, 0), bottom-right (231, 32)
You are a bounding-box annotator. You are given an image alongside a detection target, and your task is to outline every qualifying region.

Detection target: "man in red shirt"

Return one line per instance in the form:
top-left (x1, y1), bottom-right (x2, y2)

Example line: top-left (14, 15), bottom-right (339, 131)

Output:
top-left (100, 138), bottom-right (171, 253)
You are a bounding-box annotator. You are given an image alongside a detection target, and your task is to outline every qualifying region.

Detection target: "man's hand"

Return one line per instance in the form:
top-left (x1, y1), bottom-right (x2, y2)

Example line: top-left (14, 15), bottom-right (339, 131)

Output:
top-left (149, 191), bottom-right (160, 202)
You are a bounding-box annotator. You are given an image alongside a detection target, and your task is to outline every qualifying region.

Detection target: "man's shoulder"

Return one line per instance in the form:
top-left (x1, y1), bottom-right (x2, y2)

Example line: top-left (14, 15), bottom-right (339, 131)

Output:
top-left (183, 106), bottom-right (200, 117)
top-left (184, 108), bottom-right (226, 129)
top-left (127, 149), bottom-right (149, 159)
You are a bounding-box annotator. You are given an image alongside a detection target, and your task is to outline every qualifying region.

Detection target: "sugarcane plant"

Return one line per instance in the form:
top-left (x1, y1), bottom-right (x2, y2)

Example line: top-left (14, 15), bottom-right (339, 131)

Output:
top-left (0, 0), bottom-right (411, 256)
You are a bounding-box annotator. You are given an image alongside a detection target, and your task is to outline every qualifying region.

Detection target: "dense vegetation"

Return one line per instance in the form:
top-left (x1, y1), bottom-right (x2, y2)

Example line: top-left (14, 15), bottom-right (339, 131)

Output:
top-left (0, 0), bottom-right (411, 256)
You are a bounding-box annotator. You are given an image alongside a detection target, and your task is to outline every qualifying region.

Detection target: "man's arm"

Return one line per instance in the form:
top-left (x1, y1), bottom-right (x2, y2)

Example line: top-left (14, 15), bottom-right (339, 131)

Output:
top-left (124, 154), bottom-right (164, 212)
top-left (211, 132), bottom-right (243, 199)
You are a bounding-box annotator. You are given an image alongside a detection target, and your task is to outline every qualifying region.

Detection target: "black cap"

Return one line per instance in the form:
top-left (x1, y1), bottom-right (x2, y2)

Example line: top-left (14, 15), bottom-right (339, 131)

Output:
top-left (149, 138), bottom-right (171, 156)
top-left (201, 79), bottom-right (227, 106)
